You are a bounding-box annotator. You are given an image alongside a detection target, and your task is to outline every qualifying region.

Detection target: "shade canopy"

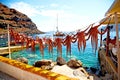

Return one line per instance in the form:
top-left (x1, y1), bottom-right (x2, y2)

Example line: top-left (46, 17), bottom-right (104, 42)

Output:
top-left (100, 15), bottom-right (120, 24)
top-left (100, 0), bottom-right (120, 24)
top-left (105, 0), bottom-right (120, 16)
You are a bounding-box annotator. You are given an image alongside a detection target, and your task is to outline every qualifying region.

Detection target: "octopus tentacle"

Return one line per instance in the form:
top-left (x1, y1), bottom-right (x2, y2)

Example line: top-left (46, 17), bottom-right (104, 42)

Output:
top-left (38, 38), bottom-right (44, 58)
top-left (54, 38), bottom-right (63, 57)
top-left (63, 35), bottom-right (72, 56)
top-left (86, 26), bottom-right (99, 52)
top-left (77, 31), bottom-right (86, 52)
top-left (85, 16), bottom-right (111, 52)
top-left (19, 34), bottom-right (25, 46)
top-left (46, 38), bottom-right (53, 54)
top-left (31, 39), bottom-right (35, 52)
top-left (26, 37), bottom-right (31, 49)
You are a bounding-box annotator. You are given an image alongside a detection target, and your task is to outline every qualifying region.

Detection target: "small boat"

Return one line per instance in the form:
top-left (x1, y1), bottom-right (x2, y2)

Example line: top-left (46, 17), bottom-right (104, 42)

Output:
top-left (53, 31), bottom-right (65, 36)
top-left (53, 27), bottom-right (65, 36)
top-left (53, 14), bottom-right (65, 37)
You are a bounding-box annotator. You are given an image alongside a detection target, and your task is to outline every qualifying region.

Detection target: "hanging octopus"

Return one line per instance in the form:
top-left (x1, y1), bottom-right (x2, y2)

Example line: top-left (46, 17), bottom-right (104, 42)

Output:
top-left (31, 39), bottom-right (35, 52)
top-left (9, 28), bottom-right (14, 40)
top-left (86, 24), bottom-right (108, 52)
top-left (38, 38), bottom-right (44, 57)
top-left (84, 16), bottom-right (110, 52)
top-left (35, 37), bottom-right (44, 57)
top-left (63, 35), bottom-right (75, 56)
top-left (54, 38), bottom-right (63, 56)
top-left (73, 25), bottom-right (92, 52)
top-left (19, 34), bottom-right (25, 46)
top-left (14, 33), bottom-right (20, 44)
top-left (75, 31), bottom-right (86, 52)
top-left (9, 29), bottom-right (16, 45)
top-left (26, 37), bottom-right (32, 49)
top-left (46, 38), bottom-right (53, 54)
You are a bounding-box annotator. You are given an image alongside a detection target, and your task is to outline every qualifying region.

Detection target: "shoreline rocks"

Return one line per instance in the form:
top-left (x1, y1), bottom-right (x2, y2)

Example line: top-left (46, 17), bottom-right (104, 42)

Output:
top-left (67, 59), bottom-right (82, 68)
top-left (56, 57), bottom-right (66, 66)
top-left (33, 60), bottom-right (55, 70)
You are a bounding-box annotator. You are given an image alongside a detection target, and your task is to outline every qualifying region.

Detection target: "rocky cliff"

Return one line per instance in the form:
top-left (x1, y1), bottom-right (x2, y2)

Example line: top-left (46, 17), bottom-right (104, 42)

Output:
top-left (0, 3), bottom-right (44, 34)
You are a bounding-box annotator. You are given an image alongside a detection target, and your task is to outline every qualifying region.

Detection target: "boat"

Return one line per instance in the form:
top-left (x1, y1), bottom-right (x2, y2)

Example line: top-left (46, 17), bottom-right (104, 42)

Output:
top-left (53, 14), bottom-right (65, 37)
top-left (53, 27), bottom-right (65, 36)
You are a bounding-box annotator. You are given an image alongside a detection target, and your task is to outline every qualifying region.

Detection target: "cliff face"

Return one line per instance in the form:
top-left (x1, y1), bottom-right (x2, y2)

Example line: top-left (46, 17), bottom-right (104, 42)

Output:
top-left (0, 3), bottom-right (44, 34)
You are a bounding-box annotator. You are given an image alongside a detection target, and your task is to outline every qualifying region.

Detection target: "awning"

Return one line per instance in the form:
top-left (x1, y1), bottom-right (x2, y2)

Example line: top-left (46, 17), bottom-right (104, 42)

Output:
top-left (100, 15), bottom-right (120, 24)
top-left (105, 0), bottom-right (120, 16)
top-left (100, 0), bottom-right (120, 24)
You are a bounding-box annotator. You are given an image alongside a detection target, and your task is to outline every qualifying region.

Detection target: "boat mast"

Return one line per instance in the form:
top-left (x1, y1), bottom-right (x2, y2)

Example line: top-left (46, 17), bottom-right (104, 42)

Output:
top-left (56, 14), bottom-right (59, 32)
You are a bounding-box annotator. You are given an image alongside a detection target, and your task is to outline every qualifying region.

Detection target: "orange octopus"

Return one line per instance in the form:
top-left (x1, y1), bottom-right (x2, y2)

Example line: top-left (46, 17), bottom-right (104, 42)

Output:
top-left (74, 31), bottom-right (86, 52)
top-left (86, 24), bottom-right (108, 52)
top-left (54, 38), bottom-right (63, 56)
top-left (31, 39), bottom-right (35, 52)
top-left (19, 34), bottom-right (25, 46)
top-left (36, 38), bottom-right (44, 57)
top-left (26, 37), bottom-right (32, 49)
top-left (73, 26), bottom-right (91, 52)
top-left (45, 38), bottom-right (53, 54)
top-left (85, 16), bottom-right (110, 52)
top-left (63, 35), bottom-right (75, 56)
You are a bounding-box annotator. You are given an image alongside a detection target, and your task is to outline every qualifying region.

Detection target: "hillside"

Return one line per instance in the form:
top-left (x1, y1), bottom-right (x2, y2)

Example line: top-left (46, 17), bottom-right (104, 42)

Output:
top-left (0, 3), bottom-right (44, 34)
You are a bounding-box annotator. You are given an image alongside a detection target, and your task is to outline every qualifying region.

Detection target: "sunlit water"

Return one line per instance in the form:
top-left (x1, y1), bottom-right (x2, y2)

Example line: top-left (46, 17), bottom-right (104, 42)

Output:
top-left (6, 32), bottom-right (98, 68)
top-left (6, 31), bottom-right (119, 69)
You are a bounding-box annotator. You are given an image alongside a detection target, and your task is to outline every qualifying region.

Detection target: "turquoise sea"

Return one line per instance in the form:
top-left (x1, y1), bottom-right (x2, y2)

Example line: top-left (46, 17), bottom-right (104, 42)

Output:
top-left (8, 32), bottom-right (99, 68)
top-left (5, 31), bottom-right (119, 69)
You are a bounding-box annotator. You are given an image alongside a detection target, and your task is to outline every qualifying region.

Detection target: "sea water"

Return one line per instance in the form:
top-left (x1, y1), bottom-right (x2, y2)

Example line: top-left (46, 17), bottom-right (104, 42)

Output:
top-left (8, 31), bottom-right (100, 69)
top-left (6, 31), bottom-right (119, 69)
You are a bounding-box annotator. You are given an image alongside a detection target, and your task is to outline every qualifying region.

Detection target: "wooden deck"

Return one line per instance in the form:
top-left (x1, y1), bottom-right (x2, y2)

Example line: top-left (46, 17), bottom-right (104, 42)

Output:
top-left (0, 71), bottom-right (17, 80)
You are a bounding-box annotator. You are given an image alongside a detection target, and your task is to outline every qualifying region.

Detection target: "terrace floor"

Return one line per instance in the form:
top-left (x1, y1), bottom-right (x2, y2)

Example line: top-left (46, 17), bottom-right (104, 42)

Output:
top-left (0, 71), bottom-right (17, 80)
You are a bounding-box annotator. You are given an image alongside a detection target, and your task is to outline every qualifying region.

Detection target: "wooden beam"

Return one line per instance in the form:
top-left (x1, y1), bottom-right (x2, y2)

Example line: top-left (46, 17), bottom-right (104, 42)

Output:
top-left (114, 12), bottom-right (120, 80)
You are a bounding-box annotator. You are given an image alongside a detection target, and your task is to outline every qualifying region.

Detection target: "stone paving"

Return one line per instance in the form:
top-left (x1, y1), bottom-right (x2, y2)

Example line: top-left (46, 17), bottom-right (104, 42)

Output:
top-left (0, 71), bottom-right (17, 80)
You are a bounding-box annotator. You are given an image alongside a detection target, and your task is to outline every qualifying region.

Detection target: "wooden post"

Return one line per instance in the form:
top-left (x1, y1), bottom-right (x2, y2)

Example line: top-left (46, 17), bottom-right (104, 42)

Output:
top-left (114, 13), bottom-right (120, 80)
top-left (7, 24), bottom-right (11, 59)
top-left (100, 29), bottom-right (103, 47)
top-left (106, 26), bottom-right (110, 56)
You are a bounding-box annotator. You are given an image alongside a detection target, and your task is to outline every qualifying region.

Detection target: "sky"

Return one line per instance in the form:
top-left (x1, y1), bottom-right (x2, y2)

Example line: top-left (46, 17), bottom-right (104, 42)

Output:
top-left (0, 0), bottom-right (114, 32)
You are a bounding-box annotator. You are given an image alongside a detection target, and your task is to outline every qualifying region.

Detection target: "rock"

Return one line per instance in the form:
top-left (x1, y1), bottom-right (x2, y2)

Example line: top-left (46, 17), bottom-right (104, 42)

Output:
top-left (33, 60), bottom-right (51, 67)
top-left (67, 59), bottom-right (82, 68)
top-left (0, 3), bottom-right (44, 34)
top-left (33, 60), bottom-right (54, 70)
top-left (98, 71), bottom-right (105, 76)
top-left (16, 57), bottom-right (28, 64)
top-left (90, 67), bottom-right (97, 74)
top-left (56, 57), bottom-right (66, 66)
